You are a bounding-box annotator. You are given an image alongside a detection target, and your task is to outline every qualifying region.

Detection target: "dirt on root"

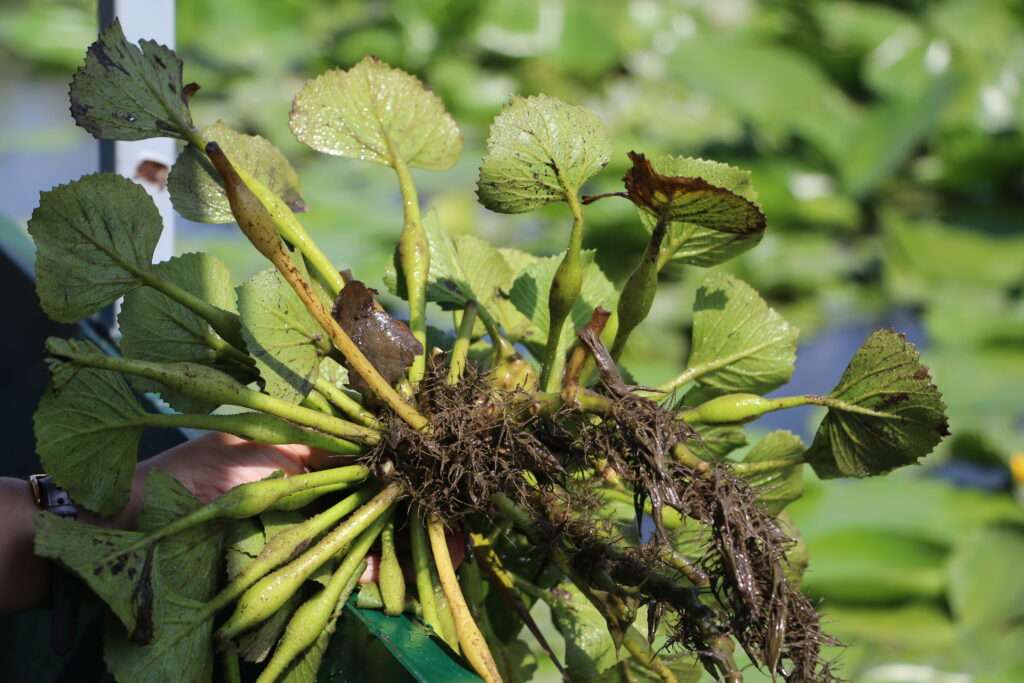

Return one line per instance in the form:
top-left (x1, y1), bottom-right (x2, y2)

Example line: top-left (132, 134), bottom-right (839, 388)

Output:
top-left (366, 351), bottom-right (838, 682)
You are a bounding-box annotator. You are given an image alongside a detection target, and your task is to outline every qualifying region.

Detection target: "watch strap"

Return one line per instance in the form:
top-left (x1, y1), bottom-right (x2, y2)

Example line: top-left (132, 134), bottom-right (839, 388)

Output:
top-left (29, 474), bottom-right (81, 655)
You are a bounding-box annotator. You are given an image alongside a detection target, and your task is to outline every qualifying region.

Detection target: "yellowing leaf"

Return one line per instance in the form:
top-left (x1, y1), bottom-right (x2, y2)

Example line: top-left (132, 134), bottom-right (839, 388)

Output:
top-left (290, 57), bottom-right (462, 170)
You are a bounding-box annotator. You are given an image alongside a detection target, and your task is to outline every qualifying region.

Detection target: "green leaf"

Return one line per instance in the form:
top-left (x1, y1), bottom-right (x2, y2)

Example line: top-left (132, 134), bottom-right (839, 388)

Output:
top-left (738, 430), bottom-right (805, 515)
top-left (238, 265), bottom-right (332, 404)
top-left (507, 249), bottom-right (616, 358)
top-left (70, 19), bottom-right (195, 141)
top-left (34, 341), bottom-right (144, 515)
top-left (807, 329), bottom-right (949, 478)
top-left (136, 471), bottom-right (223, 601)
top-left (385, 215), bottom-right (514, 324)
top-left (548, 582), bottom-right (619, 681)
top-left (168, 121), bottom-right (304, 223)
top-left (686, 273), bottom-right (798, 394)
top-left (635, 155), bottom-right (765, 267)
top-left (948, 525), bottom-right (1024, 629)
top-left (477, 94), bottom-right (610, 213)
top-left (119, 252), bottom-right (240, 413)
top-left (34, 513), bottom-right (154, 636)
top-left (290, 56), bottom-right (462, 170)
top-left (224, 518), bottom-right (265, 582)
top-left (28, 173), bottom-right (161, 322)
top-left (104, 593), bottom-right (214, 683)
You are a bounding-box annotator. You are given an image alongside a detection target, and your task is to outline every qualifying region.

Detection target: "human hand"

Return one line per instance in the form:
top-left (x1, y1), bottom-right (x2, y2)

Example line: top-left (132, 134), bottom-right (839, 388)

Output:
top-left (127, 433), bottom-right (463, 584)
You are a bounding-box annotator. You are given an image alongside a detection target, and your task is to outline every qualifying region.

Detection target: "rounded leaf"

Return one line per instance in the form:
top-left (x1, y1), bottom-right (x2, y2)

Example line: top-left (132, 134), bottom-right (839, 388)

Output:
top-left (477, 94), bottom-right (611, 213)
top-left (34, 340), bottom-right (145, 515)
top-left (807, 329), bottom-right (949, 478)
top-left (28, 173), bottom-right (162, 322)
top-left (70, 19), bottom-right (195, 141)
top-left (686, 273), bottom-right (798, 394)
top-left (290, 57), bottom-right (462, 170)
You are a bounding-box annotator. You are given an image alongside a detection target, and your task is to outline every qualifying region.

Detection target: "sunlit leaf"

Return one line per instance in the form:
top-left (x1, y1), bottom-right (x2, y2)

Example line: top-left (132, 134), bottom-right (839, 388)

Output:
top-left (807, 330), bottom-right (949, 478)
top-left (28, 173), bottom-right (162, 322)
top-left (34, 340), bottom-right (144, 515)
top-left (70, 19), bottom-right (195, 141)
top-left (169, 121), bottom-right (304, 223)
top-left (477, 94), bottom-right (610, 213)
top-left (120, 252), bottom-right (240, 413)
top-left (686, 273), bottom-right (798, 394)
top-left (290, 56), bottom-right (462, 170)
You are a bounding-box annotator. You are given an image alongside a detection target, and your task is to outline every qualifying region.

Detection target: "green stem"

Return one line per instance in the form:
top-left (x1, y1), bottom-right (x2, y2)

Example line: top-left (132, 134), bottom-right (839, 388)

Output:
top-left (140, 411), bottom-right (362, 454)
top-left (448, 302), bottom-right (478, 385)
top-left (223, 652), bottom-right (242, 683)
top-left (134, 267), bottom-right (247, 352)
top-left (196, 136), bottom-right (344, 296)
top-left (410, 512), bottom-right (447, 648)
top-left (731, 458), bottom-right (805, 475)
top-left (539, 192), bottom-right (586, 392)
top-left (678, 392), bottom-right (901, 424)
top-left (392, 157), bottom-right (429, 383)
top-left (46, 343), bottom-right (380, 444)
top-left (479, 310), bottom-right (514, 364)
top-left (610, 216), bottom-right (669, 361)
top-left (207, 143), bottom-right (426, 429)
top-left (313, 376), bottom-right (382, 430)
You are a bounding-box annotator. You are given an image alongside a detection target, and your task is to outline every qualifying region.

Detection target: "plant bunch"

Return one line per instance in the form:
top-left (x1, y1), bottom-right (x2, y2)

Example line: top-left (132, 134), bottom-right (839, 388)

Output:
top-left (28, 22), bottom-right (950, 683)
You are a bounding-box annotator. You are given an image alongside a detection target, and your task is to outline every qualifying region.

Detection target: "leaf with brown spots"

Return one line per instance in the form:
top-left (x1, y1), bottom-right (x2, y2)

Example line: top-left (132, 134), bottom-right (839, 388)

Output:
top-left (624, 152), bottom-right (766, 236)
top-left (332, 280), bottom-right (422, 399)
top-left (70, 19), bottom-right (195, 141)
top-left (808, 329), bottom-right (950, 478)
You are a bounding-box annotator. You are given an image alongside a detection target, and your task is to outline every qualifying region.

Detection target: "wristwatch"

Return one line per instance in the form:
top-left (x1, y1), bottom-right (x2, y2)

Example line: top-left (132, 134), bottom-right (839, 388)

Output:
top-left (29, 474), bottom-right (80, 655)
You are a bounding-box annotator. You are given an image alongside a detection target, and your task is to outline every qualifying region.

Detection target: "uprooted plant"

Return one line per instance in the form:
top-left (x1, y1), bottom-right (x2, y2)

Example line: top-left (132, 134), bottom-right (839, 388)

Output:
top-left (27, 21), bottom-right (950, 683)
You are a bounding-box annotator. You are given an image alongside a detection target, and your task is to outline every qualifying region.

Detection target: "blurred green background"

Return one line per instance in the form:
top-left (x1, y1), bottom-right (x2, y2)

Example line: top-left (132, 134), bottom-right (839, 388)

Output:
top-left (1, 1), bottom-right (1023, 681)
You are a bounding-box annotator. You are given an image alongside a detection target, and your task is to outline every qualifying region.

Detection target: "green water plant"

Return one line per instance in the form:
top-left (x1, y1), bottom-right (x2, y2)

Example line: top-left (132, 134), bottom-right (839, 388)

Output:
top-left (28, 21), bottom-right (950, 683)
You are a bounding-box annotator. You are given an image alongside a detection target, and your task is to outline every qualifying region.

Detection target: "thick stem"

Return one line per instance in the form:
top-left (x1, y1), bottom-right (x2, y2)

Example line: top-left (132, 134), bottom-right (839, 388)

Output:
top-left (610, 216), bottom-right (669, 361)
top-left (448, 302), bottom-right (478, 385)
top-left (428, 517), bottom-right (502, 682)
top-left (410, 512), bottom-right (451, 650)
top-left (46, 345), bottom-right (379, 444)
top-left (217, 484), bottom-right (403, 641)
top-left (134, 267), bottom-right (247, 352)
top-left (140, 411), bottom-right (362, 454)
top-left (313, 376), bottom-right (382, 430)
top-left (678, 392), bottom-right (902, 424)
top-left (540, 193), bottom-right (586, 392)
top-left (206, 143), bottom-right (427, 430)
top-left (392, 158), bottom-right (429, 384)
top-left (379, 516), bottom-right (406, 616)
top-left (194, 137), bottom-right (344, 296)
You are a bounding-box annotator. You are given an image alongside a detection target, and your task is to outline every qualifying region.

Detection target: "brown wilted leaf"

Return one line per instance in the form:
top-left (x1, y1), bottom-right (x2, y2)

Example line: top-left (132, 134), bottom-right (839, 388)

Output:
top-left (332, 280), bottom-right (422, 399)
top-left (623, 151), bottom-right (766, 235)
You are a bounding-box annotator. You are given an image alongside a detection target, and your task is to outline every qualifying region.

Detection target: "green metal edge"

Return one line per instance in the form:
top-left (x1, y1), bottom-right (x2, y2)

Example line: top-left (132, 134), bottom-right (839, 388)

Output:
top-left (346, 601), bottom-right (483, 683)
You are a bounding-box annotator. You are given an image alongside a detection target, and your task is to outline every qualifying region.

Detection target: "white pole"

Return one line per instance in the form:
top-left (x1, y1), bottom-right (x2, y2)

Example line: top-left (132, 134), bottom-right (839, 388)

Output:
top-left (98, 0), bottom-right (177, 265)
